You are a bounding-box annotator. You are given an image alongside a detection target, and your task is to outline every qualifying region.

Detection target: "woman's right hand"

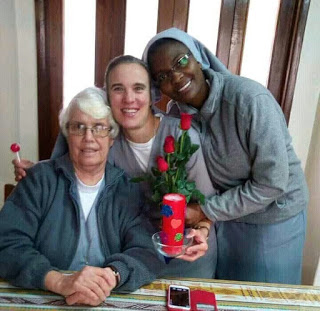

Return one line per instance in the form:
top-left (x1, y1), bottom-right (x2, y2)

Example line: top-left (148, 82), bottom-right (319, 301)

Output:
top-left (45, 266), bottom-right (116, 306)
top-left (177, 229), bottom-right (208, 262)
top-left (12, 158), bottom-right (34, 181)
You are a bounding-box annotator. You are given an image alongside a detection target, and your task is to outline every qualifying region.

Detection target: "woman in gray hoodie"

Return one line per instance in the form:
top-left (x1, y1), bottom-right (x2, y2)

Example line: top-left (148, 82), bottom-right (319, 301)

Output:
top-left (143, 27), bottom-right (309, 285)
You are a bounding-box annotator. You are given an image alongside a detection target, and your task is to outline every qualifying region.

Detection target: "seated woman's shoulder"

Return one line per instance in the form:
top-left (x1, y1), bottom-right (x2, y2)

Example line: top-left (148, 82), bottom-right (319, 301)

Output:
top-left (27, 159), bottom-right (55, 175)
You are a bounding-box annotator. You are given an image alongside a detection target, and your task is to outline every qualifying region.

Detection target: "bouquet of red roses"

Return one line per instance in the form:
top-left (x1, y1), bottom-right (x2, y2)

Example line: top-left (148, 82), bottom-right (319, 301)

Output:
top-left (147, 113), bottom-right (205, 206)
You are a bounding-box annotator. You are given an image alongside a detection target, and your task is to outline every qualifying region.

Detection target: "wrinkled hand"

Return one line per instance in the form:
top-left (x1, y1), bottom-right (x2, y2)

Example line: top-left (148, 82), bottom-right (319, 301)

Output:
top-left (185, 203), bottom-right (207, 226)
top-left (12, 158), bottom-right (34, 181)
top-left (178, 229), bottom-right (208, 262)
top-left (45, 266), bottom-right (117, 306)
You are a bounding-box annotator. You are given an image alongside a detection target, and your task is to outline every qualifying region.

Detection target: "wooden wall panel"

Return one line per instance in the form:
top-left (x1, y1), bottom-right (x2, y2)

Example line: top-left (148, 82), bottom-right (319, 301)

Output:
top-left (156, 0), bottom-right (190, 110)
top-left (157, 0), bottom-right (190, 32)
top-left (228, 0), bottom-right (249, 74)
top-left (35, 0), bottom-right (311, 147)
top-left (216, 0), bottom-right (249, 75)
top-left (268, 0), bottom-right (311, 123)
top-left (95, 0), bottom-right (126, 87)
top-left (35, 0), bottom-right (63, 160)
top-left (216, 0), bottom-right (235, 68)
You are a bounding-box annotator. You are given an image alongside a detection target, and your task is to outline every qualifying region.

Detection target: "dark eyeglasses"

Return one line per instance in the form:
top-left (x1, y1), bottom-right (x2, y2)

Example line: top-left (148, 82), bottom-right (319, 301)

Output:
top-left (67, 122), bottom-right (111, 137)
top-left (154, 53), bottom-right (192, 85)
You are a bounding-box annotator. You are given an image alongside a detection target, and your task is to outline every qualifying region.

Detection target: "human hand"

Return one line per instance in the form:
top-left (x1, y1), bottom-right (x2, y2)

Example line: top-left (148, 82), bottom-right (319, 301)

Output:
top-left (45, 266), bottom-right (117, 306)
top-left (185, 203), bottom-right (207, 226)
top-left (177, 229), bottom-right (208, 262)
top-left (65, 267), bottom-right (118, 306)
top-left (12, 158), bottom-right (34, 181)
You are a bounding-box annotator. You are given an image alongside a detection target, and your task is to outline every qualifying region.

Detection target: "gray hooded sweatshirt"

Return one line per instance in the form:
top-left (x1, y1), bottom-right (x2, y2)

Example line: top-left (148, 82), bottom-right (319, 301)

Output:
top-left (142, 28), bottom-right (308, 224)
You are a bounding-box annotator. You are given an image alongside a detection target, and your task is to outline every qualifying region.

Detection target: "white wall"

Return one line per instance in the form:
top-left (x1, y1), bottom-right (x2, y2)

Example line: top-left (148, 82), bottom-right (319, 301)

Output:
top-left (0, 0), bottom-right (38, 205)
top-left (303, 96), bottom-right (320, 285)
top-left (288, 0), bottom-right (320, 285)
top-left (289, 1), bottom-right (320, 171)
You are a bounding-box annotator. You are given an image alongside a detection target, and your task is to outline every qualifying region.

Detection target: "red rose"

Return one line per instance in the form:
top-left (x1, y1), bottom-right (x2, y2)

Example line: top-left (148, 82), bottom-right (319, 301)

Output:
top-left (164, 136), bottom-right (175, 153)
top-left (157, 156), bottom-right (169, 172)
top-left (180, 113), bottom-right (192, 130)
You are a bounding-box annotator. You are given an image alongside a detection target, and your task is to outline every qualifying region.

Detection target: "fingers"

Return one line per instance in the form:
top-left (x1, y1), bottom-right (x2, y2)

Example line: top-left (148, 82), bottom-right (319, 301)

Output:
top-left (187, 228), bottom-right (208, 242)
top-left (82, 266), bottom-right (116, 293)
top-left (14, 167), bottom-right (27, 181)
top-left (177, 229), bottom-right (208, 262)
top-left (12, 159), bottom-right (33, 181)
top-left (103, 267), bottom-right (118, 289)
top-left (178, 251), bottom-right (204, 261)
top-left (85, 279), bottom-right (107, 302)
top-left (65, 267), bottom-right (115, 306)
top-left (45, 267), bottom-right (114, 306)
top-left (66, 291), bottom-right (105, 306)
top-left (55, 267), bottom-right (113, 306)
top-left (12, 158), bottom-right (33, 169)
top-left (178, 244), bottom-right (208, 262)
top-left (186, 242), bottom-right (208, 254)
top-left (75, 266), bottom-right (113, 299)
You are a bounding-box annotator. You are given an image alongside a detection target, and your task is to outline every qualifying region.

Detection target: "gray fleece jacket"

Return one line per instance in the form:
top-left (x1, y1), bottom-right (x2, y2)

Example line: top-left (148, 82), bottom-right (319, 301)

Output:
top-left (0, 154), bottom-right (165, 290)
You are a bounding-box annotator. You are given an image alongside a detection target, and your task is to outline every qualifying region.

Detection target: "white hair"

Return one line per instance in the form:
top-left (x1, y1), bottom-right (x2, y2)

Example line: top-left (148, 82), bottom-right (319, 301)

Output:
top-left (59, 87), bottom-right (119, 138)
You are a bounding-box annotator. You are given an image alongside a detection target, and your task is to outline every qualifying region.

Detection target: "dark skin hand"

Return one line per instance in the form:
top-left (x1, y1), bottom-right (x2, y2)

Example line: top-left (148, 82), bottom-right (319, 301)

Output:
top-left (185, 203), bottom-right (207, 226)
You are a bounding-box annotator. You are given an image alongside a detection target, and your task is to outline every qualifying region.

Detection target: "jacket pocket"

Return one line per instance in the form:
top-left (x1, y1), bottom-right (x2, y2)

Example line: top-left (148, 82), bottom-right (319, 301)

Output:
top-left (276, 194), bottom-right (287, 209)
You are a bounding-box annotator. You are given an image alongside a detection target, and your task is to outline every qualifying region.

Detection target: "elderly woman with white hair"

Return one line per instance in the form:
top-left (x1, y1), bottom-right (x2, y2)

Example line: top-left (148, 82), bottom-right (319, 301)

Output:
top-left (0, 87), bottom-right (165, 306)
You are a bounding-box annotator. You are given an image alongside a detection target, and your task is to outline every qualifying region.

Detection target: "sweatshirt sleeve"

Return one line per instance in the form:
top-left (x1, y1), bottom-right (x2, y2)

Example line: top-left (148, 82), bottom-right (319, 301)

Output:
top-left (202, 93), bottom-right (290, 221)
top-left (104, 182), bottom-right (165, 292)
top-left (0, 168), bottom-right (57, 289)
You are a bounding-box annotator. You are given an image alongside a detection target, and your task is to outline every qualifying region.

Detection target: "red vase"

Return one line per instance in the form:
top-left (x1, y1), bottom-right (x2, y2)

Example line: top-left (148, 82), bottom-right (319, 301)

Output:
top-left (161, 193), bottom-right (186, 253)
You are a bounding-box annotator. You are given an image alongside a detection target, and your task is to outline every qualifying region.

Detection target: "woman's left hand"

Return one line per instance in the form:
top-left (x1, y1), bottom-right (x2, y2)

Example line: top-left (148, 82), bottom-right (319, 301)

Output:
top-left (177, 229), bottom-right (208, 262)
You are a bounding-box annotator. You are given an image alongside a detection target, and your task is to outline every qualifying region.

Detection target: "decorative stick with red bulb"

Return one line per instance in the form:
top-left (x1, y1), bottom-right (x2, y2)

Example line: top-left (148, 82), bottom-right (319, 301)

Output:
top-left (10, 143), bottom-right (21, 162)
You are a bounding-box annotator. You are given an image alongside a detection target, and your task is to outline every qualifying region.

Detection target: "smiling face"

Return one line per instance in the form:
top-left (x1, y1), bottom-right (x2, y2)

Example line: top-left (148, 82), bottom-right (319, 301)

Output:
top-left (67, 106), bottom-right (113, 175)
top-left (148, 40), bottom-right (209, 109)
top-left (107, 63), bottom-right (153, 134)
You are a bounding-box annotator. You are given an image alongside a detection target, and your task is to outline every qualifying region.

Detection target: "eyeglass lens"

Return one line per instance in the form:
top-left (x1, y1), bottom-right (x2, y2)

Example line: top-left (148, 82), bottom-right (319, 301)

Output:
top-left (156, 53), bottom-right (191, 84)
top-left (68, 123), bottom-right (110, 137)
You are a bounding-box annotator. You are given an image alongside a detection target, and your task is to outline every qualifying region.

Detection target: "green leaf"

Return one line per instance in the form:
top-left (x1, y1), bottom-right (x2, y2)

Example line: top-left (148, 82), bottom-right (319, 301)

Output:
top-left (191, 190), bottom-right (205, 205)
top-left (185, 182), bottom-right (196, 191)
top-left (151, 167), bottom-right (162, 177)
top-left (189, 144), bottom-right (199, 155)
top-left (185, 194), bottom-right (192, 203)
top-left (151, 191), bottom-right (162, 204)
top-left (183, 135), bottom-right (191, 150)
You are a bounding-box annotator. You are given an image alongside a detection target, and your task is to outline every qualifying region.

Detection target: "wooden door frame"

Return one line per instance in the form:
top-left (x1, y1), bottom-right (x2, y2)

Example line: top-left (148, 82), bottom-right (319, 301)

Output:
top-left (94, 0), bottom-right (126, 87)
top-left (268, 0), bottom-right (311, 124)
top-left (35, 0), bottom-right (63, 160)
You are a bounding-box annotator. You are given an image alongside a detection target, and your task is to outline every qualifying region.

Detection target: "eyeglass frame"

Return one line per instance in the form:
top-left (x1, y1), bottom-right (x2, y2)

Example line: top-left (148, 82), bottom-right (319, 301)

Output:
top-left (154, 52), bottom-right (192, 86)
top-left (66, 122), bottom-right (112, 138)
